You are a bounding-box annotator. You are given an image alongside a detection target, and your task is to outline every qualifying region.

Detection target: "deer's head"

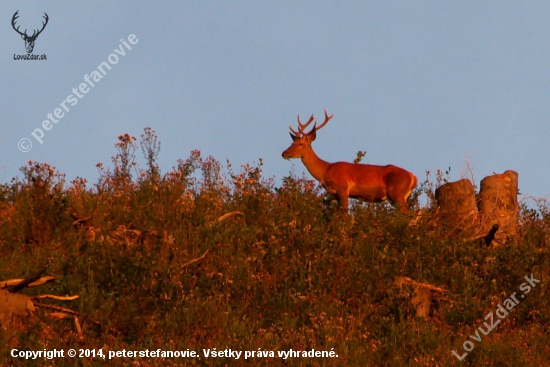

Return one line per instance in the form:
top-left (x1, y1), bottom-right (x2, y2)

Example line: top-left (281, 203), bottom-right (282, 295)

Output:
top-left (282, 110), bottom-right (333, 159)
top-left (12, 11), bottom-right (49, 54)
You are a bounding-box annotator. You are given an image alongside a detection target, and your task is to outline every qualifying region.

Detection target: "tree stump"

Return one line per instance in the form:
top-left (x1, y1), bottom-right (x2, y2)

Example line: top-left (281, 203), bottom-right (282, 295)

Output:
top-left (478, 170), bottom-right (518, 244)
top-left (395, 276), bottom-right (448, 318)
top-left (435, 179), bottom-right (478, 229)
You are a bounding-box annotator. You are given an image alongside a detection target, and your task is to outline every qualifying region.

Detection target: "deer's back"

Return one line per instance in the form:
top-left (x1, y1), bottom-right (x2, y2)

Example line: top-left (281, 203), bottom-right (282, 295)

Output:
top-left (323, 162), bottom-right (412, 200)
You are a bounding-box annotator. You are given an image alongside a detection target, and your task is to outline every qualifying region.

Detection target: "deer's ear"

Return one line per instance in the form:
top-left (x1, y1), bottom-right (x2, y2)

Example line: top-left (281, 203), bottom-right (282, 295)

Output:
top-left (21, 34), bottom-right (26, 40)
top-left (306, 129), bottom-right (316, 143)
top-left (290, 132), bottom-right (299, 141)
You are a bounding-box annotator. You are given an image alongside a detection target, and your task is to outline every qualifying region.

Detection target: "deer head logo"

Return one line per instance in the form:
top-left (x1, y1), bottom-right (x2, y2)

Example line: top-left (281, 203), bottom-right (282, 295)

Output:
top-left (12, 11), bottom-right (49, 54)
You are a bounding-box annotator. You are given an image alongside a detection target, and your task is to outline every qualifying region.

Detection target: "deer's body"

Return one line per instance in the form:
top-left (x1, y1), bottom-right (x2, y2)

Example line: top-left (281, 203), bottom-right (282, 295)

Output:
top-left (282, 110), bottom-right (417, 212)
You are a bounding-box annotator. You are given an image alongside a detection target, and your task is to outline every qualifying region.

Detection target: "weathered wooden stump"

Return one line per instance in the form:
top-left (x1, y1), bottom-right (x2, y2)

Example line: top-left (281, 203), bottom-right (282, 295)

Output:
top-left (435, 179), bottom-right (478, 229)
top-left (478, 170), bottom-right (518, 244)
top-left (434, 171), bottom-right (519, 245)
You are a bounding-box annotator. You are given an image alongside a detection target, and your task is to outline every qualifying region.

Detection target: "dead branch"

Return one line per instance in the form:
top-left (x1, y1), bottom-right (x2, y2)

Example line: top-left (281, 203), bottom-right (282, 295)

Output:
top-left (6, 267), bottom-right (48, 293)
top-left (218, 211), bottom-right (244, 223)
top-left (48, 312), bottom-right (73, 319)
top-left (71, 212), bottom-right (93, 225)
top-left (432, 293), bottom-right (455, 304)
top-left (31, 294), bottom-right (79, 301)
top-left (397, 276), bottom-right (448, 294)
top-left (74, 316), bottom-right (84, 340)
top-left (33, 302), bottom-right (79, 316)
top-left (1, 275), bottom-right (56, 289)
top-left (33, 302), bottom-right (121, 335)
top-left (472, 223), bottom-right (500, 246)
top-left (484, 223), bottom-right (500, 246)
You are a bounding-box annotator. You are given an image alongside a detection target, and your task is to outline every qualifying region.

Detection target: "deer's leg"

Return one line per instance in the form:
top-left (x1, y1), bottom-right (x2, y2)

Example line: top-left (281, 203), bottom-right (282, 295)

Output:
top-left (396, 198), bottom-right (408, 213)
top-left (335, 189), bottom-right (349, 211)
top-left (324, 180), bottom-right (349, 211)
top-left (386, 173), bottom-right (412, 213)
top-left (386, 194), bottom-right (408, 213)
top-left (339, 196), bottom-right (349, 211)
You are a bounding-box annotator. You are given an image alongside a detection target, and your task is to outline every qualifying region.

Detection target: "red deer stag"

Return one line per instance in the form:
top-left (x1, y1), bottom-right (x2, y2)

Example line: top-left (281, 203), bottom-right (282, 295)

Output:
top-left (282, 110), bottom-right (417, 212)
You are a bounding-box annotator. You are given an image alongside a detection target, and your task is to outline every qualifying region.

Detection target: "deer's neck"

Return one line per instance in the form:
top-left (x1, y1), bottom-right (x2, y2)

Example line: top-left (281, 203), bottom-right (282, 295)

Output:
top-left (301, 148), bottom-right (330, 185)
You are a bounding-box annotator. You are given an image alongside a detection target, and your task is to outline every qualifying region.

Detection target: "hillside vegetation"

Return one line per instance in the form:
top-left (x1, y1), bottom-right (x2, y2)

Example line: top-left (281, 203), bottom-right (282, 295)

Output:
top-left (1, 129), bottom-right (549, 366)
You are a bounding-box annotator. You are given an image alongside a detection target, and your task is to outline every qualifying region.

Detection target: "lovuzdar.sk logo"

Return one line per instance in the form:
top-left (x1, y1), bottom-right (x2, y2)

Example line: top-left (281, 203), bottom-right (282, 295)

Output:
top-left (12, 10), bottom-right (48, 60)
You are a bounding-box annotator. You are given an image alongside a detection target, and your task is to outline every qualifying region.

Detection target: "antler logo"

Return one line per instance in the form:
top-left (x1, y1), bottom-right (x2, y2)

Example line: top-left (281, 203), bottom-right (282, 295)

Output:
top-left (12, 11), bottom-right (49, 54)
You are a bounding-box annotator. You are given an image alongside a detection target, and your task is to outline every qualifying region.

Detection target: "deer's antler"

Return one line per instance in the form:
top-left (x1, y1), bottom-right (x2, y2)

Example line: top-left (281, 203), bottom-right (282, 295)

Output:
top-left (289, 114), bottom-right (314, 137)
top-left (314, 109), bottom-right (334, 131)
top-left (32, 13), bottom-right (49, 39)
top-left (289, 110), bottom-right (333, 137)
top-left (11, 11), bottom-right (26, 37)
top-left (11, 11), bottom-right (49, 40)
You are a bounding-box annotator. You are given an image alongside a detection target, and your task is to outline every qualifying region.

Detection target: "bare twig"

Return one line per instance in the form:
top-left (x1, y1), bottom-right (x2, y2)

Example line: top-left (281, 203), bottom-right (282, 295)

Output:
top-left (460, 153), bottom-right (477, 190)
top-left (182, 248), bottom-right (212, 268)
top-left (72, 215), bottom-right (93, 226)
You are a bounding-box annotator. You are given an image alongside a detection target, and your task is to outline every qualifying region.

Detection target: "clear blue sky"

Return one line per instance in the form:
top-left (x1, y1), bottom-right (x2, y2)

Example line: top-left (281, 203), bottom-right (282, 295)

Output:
top-left (2, 2), bottom-right (549, 202)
